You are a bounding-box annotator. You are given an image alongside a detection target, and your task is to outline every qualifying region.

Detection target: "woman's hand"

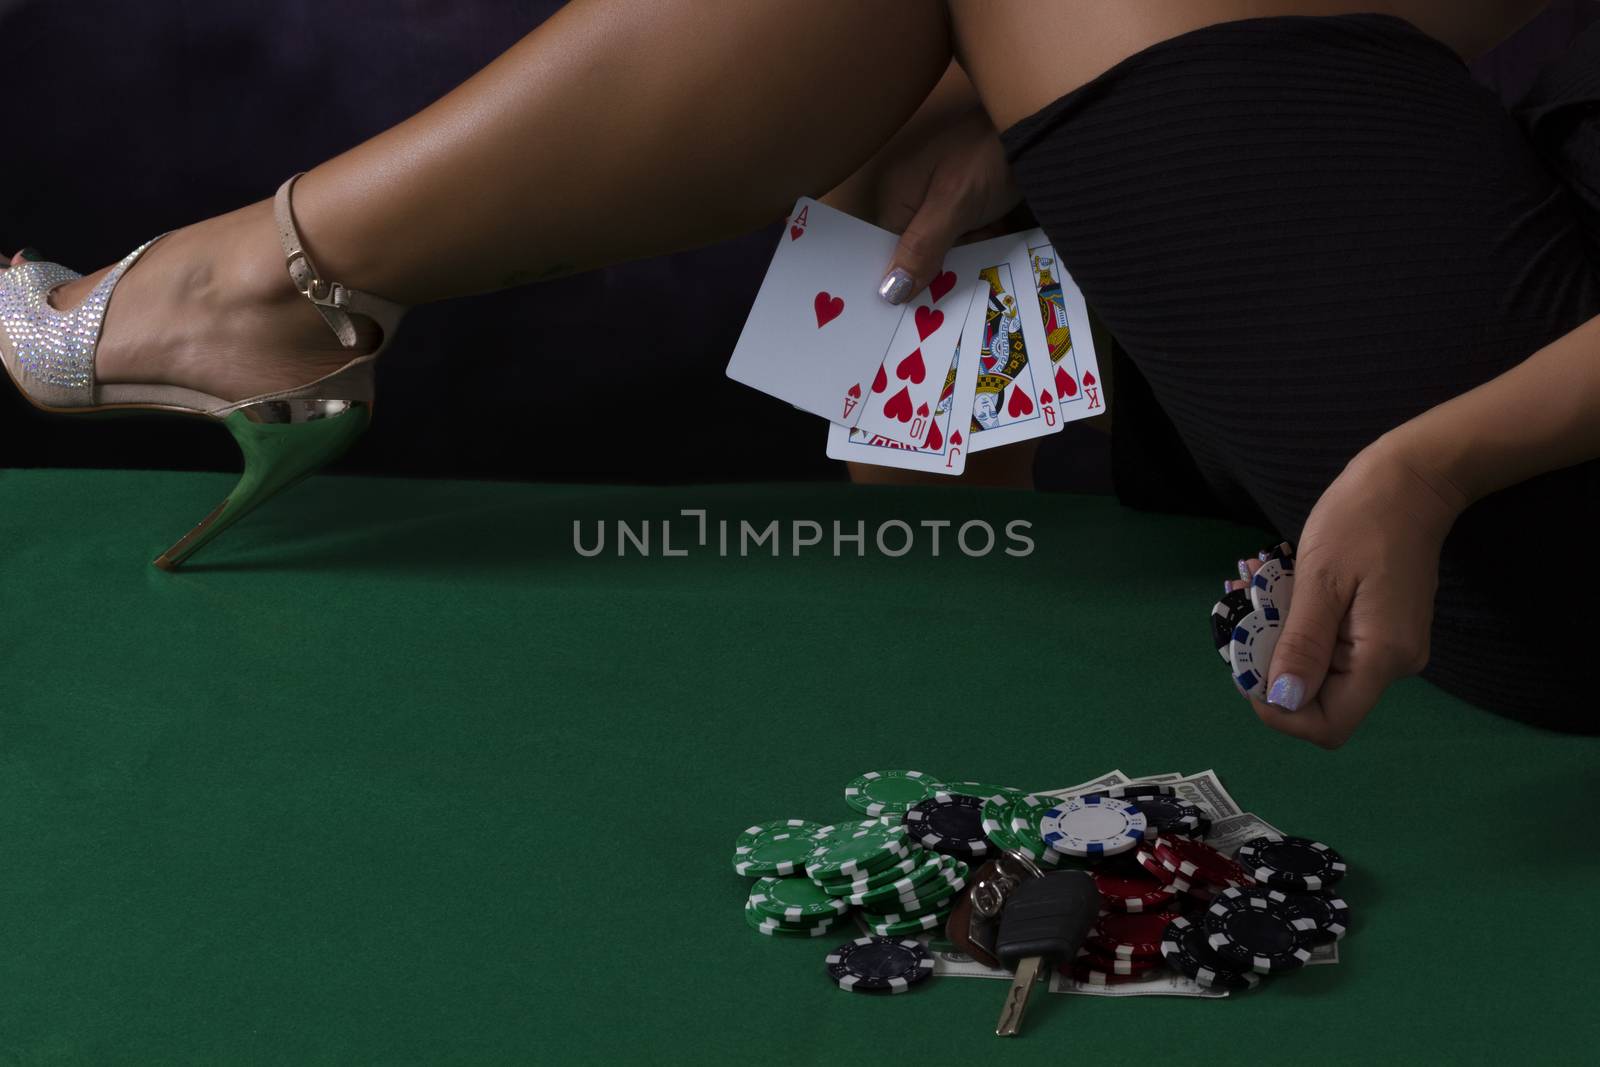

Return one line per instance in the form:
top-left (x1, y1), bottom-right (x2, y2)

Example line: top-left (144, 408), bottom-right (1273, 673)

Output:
top-left (869, 104), bottom-right (1021, 304)
top-left (820, 62), bottom-right (1022, 305)
top-left (1251, 435), bottom-right (1470, 747)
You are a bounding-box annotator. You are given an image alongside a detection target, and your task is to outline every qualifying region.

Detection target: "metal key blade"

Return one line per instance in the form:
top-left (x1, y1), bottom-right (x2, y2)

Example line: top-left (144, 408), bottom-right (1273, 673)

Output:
top-left (996, 956), bottom-right (1043, 1037)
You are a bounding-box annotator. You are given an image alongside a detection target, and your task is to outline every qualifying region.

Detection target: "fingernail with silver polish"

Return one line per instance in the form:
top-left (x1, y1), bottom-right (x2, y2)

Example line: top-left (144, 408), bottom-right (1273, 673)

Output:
top-left (1266, 674), bottom-right (1306, 711)
top-left (878, 268), bottom-right (913, 305)
top-left (1237, 559), bottom-right (1253, 581)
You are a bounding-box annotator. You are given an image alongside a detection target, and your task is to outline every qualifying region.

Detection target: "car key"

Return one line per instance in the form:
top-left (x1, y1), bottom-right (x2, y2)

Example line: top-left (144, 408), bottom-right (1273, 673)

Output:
top-left (967, 850), bottom-right (1045, 965)
top-left (993, 869), bottom-right (1099, 1037)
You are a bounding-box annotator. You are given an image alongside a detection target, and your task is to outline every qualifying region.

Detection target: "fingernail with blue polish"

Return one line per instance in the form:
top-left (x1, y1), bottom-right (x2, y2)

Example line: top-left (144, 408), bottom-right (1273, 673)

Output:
top-left (1266, 673), bottom-right (1306, 711)
top-left (878, 268), bottom-right (913, 306)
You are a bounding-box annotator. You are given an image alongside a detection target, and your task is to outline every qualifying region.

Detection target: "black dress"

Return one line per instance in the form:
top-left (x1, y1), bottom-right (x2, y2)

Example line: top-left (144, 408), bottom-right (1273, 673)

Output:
top-left (1000, 13), bottom-right (1600, 729)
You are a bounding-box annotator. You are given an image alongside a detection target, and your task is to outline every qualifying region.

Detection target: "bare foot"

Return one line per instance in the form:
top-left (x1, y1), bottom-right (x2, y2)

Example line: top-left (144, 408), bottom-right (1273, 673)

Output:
top-left (2, 198), bottom-right (386, 404)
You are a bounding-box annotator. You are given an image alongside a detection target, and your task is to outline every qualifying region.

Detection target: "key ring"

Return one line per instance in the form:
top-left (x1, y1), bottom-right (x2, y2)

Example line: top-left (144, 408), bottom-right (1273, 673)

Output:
top-left (971, 850), bottom-right (1047, 918)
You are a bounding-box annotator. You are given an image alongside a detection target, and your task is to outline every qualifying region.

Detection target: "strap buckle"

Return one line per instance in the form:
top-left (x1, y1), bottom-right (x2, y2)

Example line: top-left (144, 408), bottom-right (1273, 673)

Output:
top-left (286, 250), bottom-right (350, 308)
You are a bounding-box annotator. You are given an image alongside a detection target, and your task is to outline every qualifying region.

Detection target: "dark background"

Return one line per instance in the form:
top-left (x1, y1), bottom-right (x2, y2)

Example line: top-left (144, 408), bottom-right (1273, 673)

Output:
top-left (2, 0), bottom-right (1596, 486)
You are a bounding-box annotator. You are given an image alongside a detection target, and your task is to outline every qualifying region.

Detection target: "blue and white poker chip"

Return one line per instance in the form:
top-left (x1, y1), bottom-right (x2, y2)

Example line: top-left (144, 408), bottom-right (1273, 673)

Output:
top-left (1037, 795), bottom-right (1147, 858)
top-left (1228, 608), bottom-right (1282, 701)
top-left (1249, 556), bottom-right (1296, 619)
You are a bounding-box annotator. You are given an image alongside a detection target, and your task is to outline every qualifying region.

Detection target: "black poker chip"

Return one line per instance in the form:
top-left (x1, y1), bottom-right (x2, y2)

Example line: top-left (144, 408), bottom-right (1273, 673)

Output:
top-left (1125, 795), bottom-right (1209, 837)
top-left (903, 792), bottom-right (990, 859)
top-left (1279, 888), bottom-right (1350, 943)
top-left (825, 935), bottom-right (935, 994)
top-left (1210, 588), bottom-right (1254, 663)
top-left (1234, 834), bottom-right (1347, 891)
top-left (1158, 915), bottom-right (1259, 991)
top-left (1202, 887), bottom-right (1317, 973)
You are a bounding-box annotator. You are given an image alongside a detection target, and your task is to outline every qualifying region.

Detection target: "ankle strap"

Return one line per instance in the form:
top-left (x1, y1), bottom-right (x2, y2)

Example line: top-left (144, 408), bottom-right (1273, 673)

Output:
top-left (274, 172), bottom-right (407, 348)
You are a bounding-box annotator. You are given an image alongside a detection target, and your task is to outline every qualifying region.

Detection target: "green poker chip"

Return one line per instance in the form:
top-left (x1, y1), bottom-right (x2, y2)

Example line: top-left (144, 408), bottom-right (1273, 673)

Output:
top-left (743, 901), bottom-right (842, 938)
top-left (844, 853), bottom-right (953, 907)
top-left (819, 851), bottom-right (924, 897)
top-left (859, 859), bottom-right (971, 915)
top-left (865, 905), bottom-right (956, 937)
top-left (1007, 794), bottom-right (1073, 867)
top-left (806, 819), bottom-right (914, 881)
top-left (748, 876), bottom-right (851, 923)
top-left (733, 824), bottom-right (827, 878)
top-left (843, 770), bottom-right (943, 818)
top-left (863, 893), bottom-right (957, 925)
top-left (735, 819), bottom-right (824, 850)
top-left (981, 794), bottom-right (1025, 851)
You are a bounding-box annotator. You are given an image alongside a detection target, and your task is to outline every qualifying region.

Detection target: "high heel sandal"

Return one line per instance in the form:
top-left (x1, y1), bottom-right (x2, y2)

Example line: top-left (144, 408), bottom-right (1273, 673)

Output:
top-left (0, 173), bottom-right (407, 570)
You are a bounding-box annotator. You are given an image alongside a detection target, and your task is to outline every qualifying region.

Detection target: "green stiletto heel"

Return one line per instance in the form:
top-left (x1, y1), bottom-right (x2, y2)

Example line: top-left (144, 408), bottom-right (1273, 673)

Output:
top-left (151, 398), bottom-right (374, 571)
top-left (0, 171), bottom-right (408, 570)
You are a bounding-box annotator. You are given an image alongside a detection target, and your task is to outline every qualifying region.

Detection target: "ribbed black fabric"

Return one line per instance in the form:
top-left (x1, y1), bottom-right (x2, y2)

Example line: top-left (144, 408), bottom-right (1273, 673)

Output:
top-left (1000, 14), bottom-right (1600, 730)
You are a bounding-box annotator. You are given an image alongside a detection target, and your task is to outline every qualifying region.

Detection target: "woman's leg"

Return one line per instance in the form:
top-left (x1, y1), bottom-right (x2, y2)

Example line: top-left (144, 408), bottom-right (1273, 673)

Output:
top-left (16, 0), bottom-right (956, 401)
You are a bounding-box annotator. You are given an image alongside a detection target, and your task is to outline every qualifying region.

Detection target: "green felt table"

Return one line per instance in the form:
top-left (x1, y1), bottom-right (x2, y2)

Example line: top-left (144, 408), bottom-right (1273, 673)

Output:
top-left (3, 469), bottom-right (1598, 1065)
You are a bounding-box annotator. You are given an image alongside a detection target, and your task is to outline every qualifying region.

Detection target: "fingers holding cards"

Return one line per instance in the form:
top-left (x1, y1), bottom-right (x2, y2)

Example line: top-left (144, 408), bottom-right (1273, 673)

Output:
top-left (725, 201), bottom-right (1106, 478)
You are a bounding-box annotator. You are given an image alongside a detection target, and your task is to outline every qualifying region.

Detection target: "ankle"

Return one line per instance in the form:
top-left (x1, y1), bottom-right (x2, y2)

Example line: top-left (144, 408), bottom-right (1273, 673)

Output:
top-left (179, 200), bottom-right (383, 363)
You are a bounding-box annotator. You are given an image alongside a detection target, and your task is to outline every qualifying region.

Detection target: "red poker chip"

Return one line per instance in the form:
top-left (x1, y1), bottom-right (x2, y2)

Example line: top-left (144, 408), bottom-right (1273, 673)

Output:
top-left (1135, 848), bottom-right (1174, 882)
top-left (1068, 947), bottom-right (1163, 978)
top-left (1137, 848), bottom-right (1203, 896)
top-left (1092, 862), bottom-right (1180, 912)
top-left (1153, 836), bottom-right (1253, 889)
top-left (1087, 908), bottom-right (1181, 960)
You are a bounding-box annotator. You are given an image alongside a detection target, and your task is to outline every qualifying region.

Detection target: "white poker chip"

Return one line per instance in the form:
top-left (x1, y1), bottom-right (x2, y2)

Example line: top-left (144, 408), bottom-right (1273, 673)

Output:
top-left (1037, 795), bottom-right (1148, 858)
top-left (1229, 608), bottom-right (1282, 700)
top-left (1249, 557), bottom-right (1295, 620)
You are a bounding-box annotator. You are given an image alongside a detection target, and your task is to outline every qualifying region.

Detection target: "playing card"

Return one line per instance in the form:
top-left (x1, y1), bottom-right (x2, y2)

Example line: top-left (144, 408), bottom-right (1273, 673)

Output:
top-left (1021, 228), bottom-right (1103, 420)
top-left (824, 267), bottom-right (990, 476)
top-left (725, 198), bottom-right (908, 424)
top-left (848, 262), bottom-right (972, 444)
top-left (966, 237), bottom-right (1061, 453)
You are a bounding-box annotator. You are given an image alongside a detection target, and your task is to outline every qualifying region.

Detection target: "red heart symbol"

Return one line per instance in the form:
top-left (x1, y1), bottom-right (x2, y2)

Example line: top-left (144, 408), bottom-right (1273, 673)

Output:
top-left (883, 387), bottom-right (913, 423)
top-left (790, 225), bottom-right (804, 241)
top-left (950, 429), bottom-right (963, 446)
top-left (928, 271), bottom-right (956, 303)
top-left (896, 347), bottom-right (926, 384)
top-left (916, 402), bottom-right (929, 417)
top-left (870, 364), bottom-right (887, 394)
top-left (847, 383), bottom-right (861, 399)
top-left (925, 419), bottom-right (944, 452)
top-left (1083, 370), bottom-right (1097, 386)
top-left (1041, 390), bottom-right (1054, 404)
top-left (814, 292), bottom-right (844, 328)
top-left (914, 306), bottom-right (943, 341)
top-left (1056, 366), bottom-right (1078, 397)
top-left (1007, 386), bottom-right (1035, 417)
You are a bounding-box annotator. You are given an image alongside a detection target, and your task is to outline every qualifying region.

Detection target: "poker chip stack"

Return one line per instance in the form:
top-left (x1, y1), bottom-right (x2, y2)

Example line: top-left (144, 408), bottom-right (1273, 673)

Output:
top-left (1044, 782), bottom-right (1352, 991)
top-left (732, 768), bottom-right (1354, 999)
top-left (1210, 541), bottom-right (1296, 701)
top-left (729, 769), bottom-right (1007, 992)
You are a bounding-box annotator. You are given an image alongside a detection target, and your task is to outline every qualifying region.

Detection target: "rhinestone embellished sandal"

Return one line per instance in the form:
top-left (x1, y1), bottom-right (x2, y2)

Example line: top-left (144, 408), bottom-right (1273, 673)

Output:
top-left (0, 173), bottom-right (407, 570)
